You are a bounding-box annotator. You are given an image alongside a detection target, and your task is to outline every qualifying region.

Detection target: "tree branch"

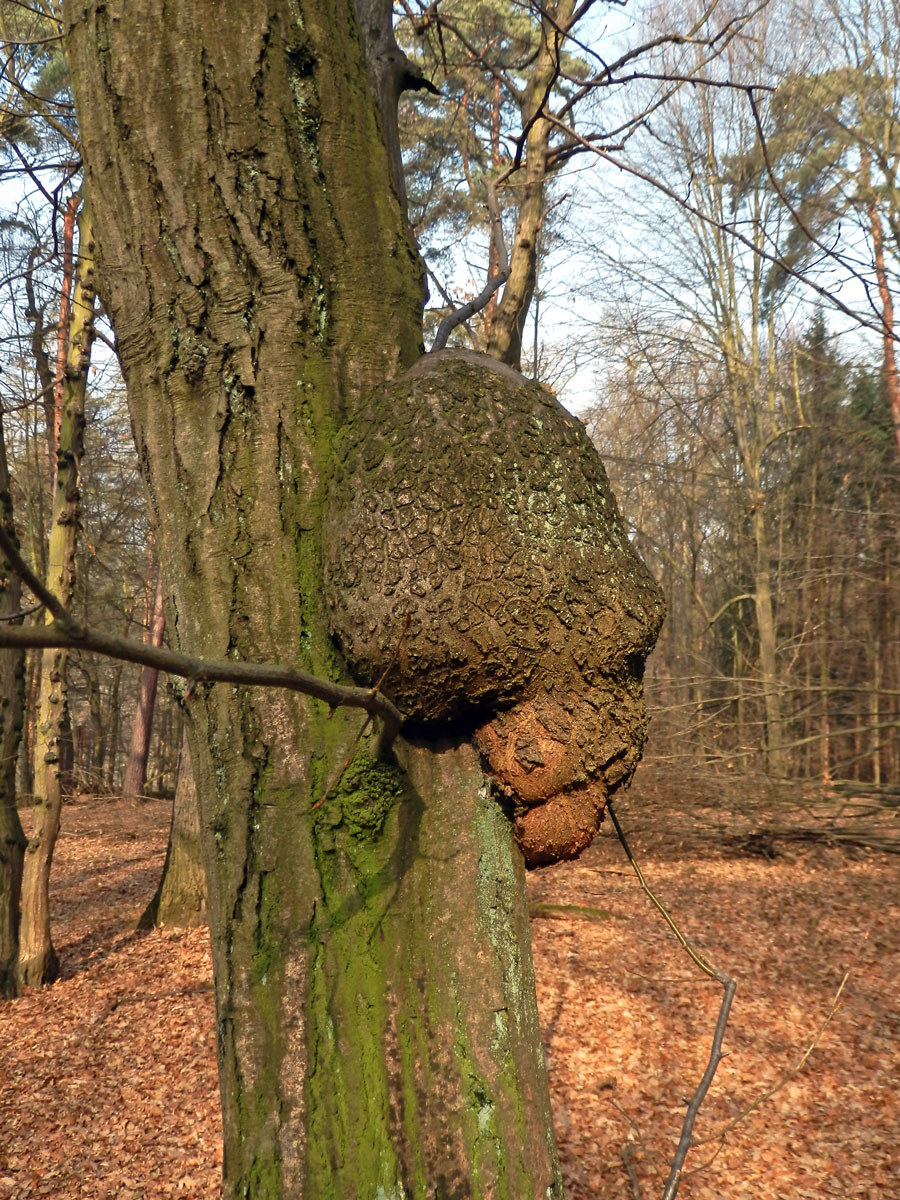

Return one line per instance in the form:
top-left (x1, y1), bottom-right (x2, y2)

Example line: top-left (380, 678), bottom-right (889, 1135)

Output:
top-left (431, 176), bottom-right (510, 351)
top-left (606, 797), bottom-right (737, 1199)
top-left (0, 524), bottom-right (404, 751)
top-left (544, 111), bottom-right (897, 341)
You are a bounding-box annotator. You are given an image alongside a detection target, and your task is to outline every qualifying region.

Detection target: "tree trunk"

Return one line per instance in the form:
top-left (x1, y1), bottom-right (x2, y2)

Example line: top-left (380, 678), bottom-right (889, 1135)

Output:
top-left (63, 3), bottom-right (565, 1193)
top-left (138, 730), bottom-right (207, 929)
top-left (103, 661), bottom-right (123, 791)
top-left (15, 193), bottom-right (97, 992)
top-left (84, 660), bottom-right (106, 788)
top-left (751, 504), bottom-right (786, 776)
top-left (485, 2), bottom-right (575, 370)
top-left (121, 568), bottom-right (166, 797)
top-left (861, 147), bottom-right (900, 459)
top-left (51, 195), bottom-right (80, 478)
top-left (0, 412), bottom-right (26, 997)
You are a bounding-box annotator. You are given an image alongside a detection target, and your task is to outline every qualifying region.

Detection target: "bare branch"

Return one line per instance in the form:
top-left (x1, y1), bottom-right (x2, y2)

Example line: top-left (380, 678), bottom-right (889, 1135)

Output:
top-left (431, 176), bottom-right (510, 350)
top-left (545, 110), bottom-right (896, 340)
top-left (0, 523), bottom-right (405, 751)
top-left (693, 970), bottom-right (850, 1147)
top-left (661, 974), bottom-right (736, 1200)
top-left (607, 797), bottom-right (737, 1200)
top-left (0, 520), bottom-right (69, 623)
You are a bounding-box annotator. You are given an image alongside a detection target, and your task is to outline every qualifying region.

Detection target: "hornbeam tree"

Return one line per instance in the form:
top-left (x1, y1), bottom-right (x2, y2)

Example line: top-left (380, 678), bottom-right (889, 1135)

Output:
top-left (59, 2), bottom-right (663, 1196)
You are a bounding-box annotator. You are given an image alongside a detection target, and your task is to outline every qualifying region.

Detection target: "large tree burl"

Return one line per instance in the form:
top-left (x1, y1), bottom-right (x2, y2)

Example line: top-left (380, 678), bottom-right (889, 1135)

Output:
top-left (323, 351), bottom-right (665, 864)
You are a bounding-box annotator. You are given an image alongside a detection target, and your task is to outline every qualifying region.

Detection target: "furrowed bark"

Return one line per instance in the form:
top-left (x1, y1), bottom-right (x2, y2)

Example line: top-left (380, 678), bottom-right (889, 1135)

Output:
top-left (63, 2), bottom-right (562, 1195)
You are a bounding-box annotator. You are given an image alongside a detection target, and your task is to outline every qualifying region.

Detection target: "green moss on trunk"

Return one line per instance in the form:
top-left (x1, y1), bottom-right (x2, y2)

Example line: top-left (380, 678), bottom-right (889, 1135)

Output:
top-left (305, 741), bottom-right (562, 1198)
top-left (64, 4), bottom-right (575, 1196)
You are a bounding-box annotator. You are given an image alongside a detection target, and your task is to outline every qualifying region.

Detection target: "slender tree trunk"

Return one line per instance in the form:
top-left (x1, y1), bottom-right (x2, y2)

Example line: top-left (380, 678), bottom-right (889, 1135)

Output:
top-left (19, 647), bottom-right (38, 797)
top-left (751, 504), bottom-right (786, 776)
top-left (51, 195), bottom-right (79, 478)
top-left (486, 2), bottom-right (575, 370)
top-left (15, 194), bottom-right (97, 992)
top-left (121, 568), bottom-right (166, 797)
top-left (63, 4), bottom-right (563, 1194)
top-left (861, 148), bottom-right (900, 459)
top-left (84, 661), bottom-right (106, 787)
top-left (484, 76), bottom-right (503, 342)
top-left (103, 661), bottom-right (123, 791)
top-left (733, 624), bottom-right (745, 755)
top-left (0, 411), bottom-right (26, 997)
top-left (138, 730), bottom-right (207, 929)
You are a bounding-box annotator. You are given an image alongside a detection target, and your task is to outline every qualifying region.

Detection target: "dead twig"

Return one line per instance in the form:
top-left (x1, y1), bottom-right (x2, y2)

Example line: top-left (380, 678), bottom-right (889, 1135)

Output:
top-left (0, 523), bottom-right (405, 752)
top-left (622, 1141), bottom-right (644, 1200)
top-left (693, 969), bottom-right (851, 1147)
top-left (606, 797), bottom-right (737, 1200)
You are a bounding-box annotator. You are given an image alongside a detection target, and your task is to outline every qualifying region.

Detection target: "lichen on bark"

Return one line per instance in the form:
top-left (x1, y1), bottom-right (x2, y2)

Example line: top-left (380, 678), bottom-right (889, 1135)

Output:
top-left (323, 350), bottom-right (665, 865)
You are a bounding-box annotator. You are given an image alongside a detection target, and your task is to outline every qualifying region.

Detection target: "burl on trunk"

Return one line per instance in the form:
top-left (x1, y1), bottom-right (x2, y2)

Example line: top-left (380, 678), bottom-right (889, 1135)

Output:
top-left (324, 350), bottom-right (664, 865)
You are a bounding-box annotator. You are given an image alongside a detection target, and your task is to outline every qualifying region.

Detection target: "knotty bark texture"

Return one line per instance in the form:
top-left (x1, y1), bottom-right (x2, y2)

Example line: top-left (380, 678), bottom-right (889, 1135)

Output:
top-left (325, 351), bottom-right (664, 863)
top-left (62, 1), bottom-right (659, 1194)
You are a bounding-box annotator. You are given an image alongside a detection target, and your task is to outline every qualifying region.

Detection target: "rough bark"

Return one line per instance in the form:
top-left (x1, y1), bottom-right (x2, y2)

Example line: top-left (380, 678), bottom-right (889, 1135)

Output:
top-left (138, 731), bottom-right (207, 929)
top-left (15, 192), bottom-right (96, 992)
top-left (121, 568), bottom-right (166, 797)
top-left (324, 351), bottom-right (664, 862)
top-left (63, 2), bottom-right (553, 1193)
top-left (62, 1), bottom-right (658, 1193)
top-left (0, 412), bottom-right (26, 997)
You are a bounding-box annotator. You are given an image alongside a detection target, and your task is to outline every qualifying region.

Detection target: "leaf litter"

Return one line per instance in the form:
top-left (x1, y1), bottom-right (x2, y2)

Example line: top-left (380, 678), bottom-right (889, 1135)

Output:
top-left (1, 773), bottom-right (897, 1199)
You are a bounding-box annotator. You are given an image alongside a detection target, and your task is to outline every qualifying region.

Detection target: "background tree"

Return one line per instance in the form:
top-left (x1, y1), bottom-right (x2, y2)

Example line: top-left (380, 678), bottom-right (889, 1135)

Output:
top-left (138, 731), bottom-right (207, 930)
top-left (397, 0), bottom-right (769, 371)
top-left (582, 0), bottom-right (900, 786)
top-left (0, 403), bottom-right (26, 995)
top-left (121, 563), bottom-right (166, 797)
top-left (0, 0), bottom-right (186, 987)
top-left (15, 188), bottom-right (96, 989)
top-left (589, 5), bottom-right (805, 773)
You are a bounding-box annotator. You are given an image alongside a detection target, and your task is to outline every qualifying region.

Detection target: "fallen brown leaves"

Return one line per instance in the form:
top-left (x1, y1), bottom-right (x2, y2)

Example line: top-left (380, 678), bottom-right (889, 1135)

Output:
top-left (532, 771), bottom-right (900, 1199)
top-left (0, 797), bottom-right (220, 1200)
top-left (1, 776), bottom-right (897, 1199)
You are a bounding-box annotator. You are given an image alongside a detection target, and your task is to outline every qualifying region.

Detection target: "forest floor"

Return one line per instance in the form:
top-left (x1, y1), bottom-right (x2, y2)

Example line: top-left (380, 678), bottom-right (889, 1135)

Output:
top-left (0, 767), bottom-right (898, 1200)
